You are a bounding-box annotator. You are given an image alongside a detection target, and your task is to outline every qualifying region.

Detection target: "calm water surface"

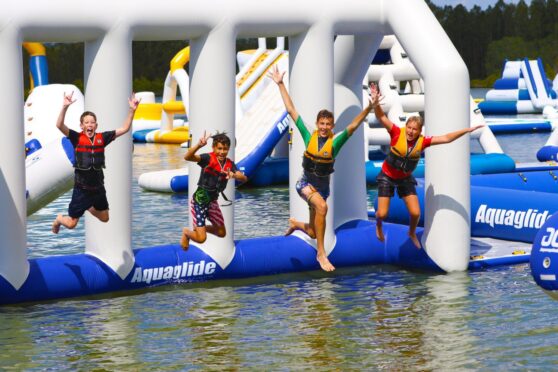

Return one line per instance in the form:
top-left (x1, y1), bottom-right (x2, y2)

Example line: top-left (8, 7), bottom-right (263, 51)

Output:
top-left (9, 129), bottom-right (558, 369)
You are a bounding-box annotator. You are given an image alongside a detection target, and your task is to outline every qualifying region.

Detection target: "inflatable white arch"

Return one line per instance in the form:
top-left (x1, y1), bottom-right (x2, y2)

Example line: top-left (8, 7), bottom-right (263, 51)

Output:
top-left (0, 0), bottom-right (470, 292)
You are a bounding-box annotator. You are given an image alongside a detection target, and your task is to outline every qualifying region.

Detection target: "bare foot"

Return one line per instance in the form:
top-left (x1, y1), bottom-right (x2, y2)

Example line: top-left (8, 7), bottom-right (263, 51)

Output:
top-left (51, 216), bottom-right (61, 234)
top-left (180, 228), bottom-right (190, 251)
top-left (285, 217), bottom-right (297, 236)
top-left (317, 253), bottom-right (335, 272)
top-left (409, 232), bottom-right (421, 249)
top-left (376, 224), bottom-right (384, 242)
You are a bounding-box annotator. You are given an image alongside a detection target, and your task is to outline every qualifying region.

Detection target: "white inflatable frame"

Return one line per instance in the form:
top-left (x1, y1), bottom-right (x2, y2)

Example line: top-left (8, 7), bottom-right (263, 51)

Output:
top-left (1, 0), bottom-right (470, 290)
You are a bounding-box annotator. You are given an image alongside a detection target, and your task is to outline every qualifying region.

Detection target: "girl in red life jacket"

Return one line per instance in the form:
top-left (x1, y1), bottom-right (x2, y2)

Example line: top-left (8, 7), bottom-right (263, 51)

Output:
top-left (51, 91), bottom-right (140, 234)
top-left (370, 83), bottom-right (483, 249)
top-left (180, 131), bottom-right (247, 250)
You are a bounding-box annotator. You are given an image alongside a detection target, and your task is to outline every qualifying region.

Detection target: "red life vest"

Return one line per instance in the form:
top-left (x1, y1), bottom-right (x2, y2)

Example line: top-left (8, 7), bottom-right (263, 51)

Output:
top-left (74, 132), bottom-right (105, 170)
top-left (197, 152), bottom-right (234, 194)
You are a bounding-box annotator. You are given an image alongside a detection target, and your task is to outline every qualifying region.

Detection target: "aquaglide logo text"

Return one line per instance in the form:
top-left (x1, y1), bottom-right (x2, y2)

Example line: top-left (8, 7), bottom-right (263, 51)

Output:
top-left (475, 204), bottom-right (550, 230)
top-left (131, 260), bottom-right (217, 284)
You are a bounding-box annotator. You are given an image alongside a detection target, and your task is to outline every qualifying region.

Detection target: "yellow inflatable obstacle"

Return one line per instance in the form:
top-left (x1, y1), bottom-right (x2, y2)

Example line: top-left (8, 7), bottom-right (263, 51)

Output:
top-left (133, 47), bottom-right (190, 144)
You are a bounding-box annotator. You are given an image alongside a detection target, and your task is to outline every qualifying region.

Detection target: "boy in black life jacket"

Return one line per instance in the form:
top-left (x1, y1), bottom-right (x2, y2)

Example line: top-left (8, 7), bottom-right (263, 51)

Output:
top-left (52, 91), bottom-right (140, 234)
top-left (180, 131), bottom-right (248, 250)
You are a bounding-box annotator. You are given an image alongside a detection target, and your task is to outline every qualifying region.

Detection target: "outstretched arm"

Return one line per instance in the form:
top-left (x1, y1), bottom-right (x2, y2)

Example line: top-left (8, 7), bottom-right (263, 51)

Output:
top-left (56, 92), bottom-right (76, 137)
top-left (370, 83), bottom-right (394, 132)
top-left (229, 170), bottom-right (248, 185)
top-left (184, 131), bottom-right (211, 163)
top-left (346, 96), bottom-right (374, 136)
top-left (268, 65), bottom-right (299, 122)
top-left (115, 93), bottom-right (141, 138)
top-left (430, 124), bottom-right (484, 146)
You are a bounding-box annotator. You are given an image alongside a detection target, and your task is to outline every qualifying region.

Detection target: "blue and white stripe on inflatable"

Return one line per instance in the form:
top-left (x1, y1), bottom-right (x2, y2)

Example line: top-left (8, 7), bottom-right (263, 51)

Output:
top-left (28, 54), bottom-right (49, 87)
top-left (377, 185), bottom-right (558, 243)
top-left (530, 212), bottom-right (558, 296)
top-left (478, 57), bottom-right (557, 115)
top-left (0, 220), bottom-right (442, 304)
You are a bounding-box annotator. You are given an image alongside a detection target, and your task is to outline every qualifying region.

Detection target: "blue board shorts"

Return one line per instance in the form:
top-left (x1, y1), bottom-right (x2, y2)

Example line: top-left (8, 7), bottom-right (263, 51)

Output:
top-left (296, 173), bottom-right (330, 202)
top-left (68, 186), bottom-right (109, 218)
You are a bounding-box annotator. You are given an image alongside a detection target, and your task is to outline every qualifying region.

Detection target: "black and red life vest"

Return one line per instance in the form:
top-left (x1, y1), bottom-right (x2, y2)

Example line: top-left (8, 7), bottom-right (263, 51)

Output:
top-left (198, 152), bottom-right (234, 194)
top-left (74, 132), bottom-right (105, 170)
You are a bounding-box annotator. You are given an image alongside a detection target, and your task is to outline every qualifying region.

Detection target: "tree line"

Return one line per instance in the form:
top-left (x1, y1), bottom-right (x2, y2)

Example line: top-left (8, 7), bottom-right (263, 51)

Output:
top-left (427, 0), bottom-right (558, 86)
top-left (22, 0), bottom-right (558, 93)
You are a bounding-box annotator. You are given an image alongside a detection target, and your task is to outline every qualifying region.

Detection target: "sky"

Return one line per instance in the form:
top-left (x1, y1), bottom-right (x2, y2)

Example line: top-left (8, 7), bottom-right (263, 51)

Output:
top-left (430, 0), bottom-right (530, 9)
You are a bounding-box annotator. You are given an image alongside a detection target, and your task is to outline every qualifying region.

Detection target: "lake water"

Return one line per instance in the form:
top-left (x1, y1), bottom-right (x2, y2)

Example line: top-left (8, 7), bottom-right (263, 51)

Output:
top-left (7, 98), bottom-right (558, 369)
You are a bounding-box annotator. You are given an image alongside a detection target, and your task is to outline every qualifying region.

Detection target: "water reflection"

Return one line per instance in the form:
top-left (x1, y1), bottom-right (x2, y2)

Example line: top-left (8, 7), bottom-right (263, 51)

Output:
top-left (419, 272), bottom-right (479, 370)
top-left (180, 286), bottom-right (242, 369)
top-left (13, 134), bottom-right (558, 369)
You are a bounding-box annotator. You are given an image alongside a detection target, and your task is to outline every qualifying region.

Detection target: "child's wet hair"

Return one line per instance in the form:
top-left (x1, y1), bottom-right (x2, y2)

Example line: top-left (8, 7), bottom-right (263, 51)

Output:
top-left (211, 132), bottom-right (231, 147)
top-left (316, 109), bottom-right (334, 122)
top-left (406, 115), bottom-right (423, 127)
top-left (80, 111), bottom-right (97, 123)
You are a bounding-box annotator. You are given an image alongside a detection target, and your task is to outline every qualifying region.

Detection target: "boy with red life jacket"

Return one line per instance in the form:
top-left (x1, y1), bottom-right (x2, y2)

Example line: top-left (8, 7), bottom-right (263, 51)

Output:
top-left (269, 65), bottom-right (374, 272)
top-left (370, 83), bottom-right (483, 248)
top-left (51, 91), bottom-right (140, 234)
top-left (180, 131), bottom-right (248, 250)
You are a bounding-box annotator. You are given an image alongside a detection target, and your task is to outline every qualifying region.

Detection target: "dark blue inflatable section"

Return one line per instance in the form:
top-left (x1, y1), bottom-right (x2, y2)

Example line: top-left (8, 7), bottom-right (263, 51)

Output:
top-left (29, 55), bottom-right (49, 87)
top-left (469, 170), bottom-right (558, 193)
top-left (517, 89), bottom-right (530, 100)
top-left (537, 146), bottom-right (558, 162)
top-left (365, 153), bottom-right (515, 184)
top-left (488, 121), bottom-right (551, 134)
top-left (372, 49), bottom-right (391, 64)
top-left (133, 129), bottom-right (152, 142)
top-left (377, 185), bottom-right (558, 243)
top-left (25, 139), bottom-right (42, 157)
top-left (61, 137), bottom-right (75, 164)
top-left (0, 220), bottom-right (442, 304)
top-left (530, 212), bottom-right (558, 292)
top-left (493, 78), bottom-right (519, 90)
top-left (478, 101), bottom-right (518, 115)
top-left (248, 157), bottom-right (289, 186)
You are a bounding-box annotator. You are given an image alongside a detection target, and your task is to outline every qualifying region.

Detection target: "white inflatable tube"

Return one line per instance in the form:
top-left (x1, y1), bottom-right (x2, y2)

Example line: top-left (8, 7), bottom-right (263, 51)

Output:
top-left (26, 138), bottom-right (74, 215)
top-left (486, 89), bottom-right (523, 101)
top-left (138, 168), bottom-right (185, 192)
top-left (24, 84), bottom-right (84, 145)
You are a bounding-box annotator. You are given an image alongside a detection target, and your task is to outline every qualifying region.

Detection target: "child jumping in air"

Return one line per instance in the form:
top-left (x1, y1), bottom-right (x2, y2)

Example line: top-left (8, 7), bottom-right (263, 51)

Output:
top-left (52, 91), bottom-right (140, 234)
top-left (370, 83), bottom-right (483, 248)
top-left (269, 65), bottom-right (374, 272)
top-left (180, 131), bottom-right (247, 250)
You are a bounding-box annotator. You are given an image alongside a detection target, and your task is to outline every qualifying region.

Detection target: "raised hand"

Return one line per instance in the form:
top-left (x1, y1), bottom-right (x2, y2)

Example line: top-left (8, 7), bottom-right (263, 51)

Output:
top-left (63, 91), bottom-right (77, 108)
top-left (198, 130), bottom-right (211, 147)
top-left (224, 170), bottom-right (235, 180)
top-left (369, 82), bottom-right (384, 108)
top-left (267, 64), bottom-right (285, 85)
top-left (469, 124), bottom-right (484, 132)
top-left (128, 92), bottom-right (141, 111)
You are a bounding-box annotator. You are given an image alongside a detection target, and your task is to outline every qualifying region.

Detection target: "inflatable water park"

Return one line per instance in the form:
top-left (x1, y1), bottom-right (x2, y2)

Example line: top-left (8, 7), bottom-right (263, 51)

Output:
top-left (3, 0), bottom-right (558, 305)
top-left (136, 35), bottom-right (518, 192)
top-left (479, 58), bottom-right (558, 115)
top-left (137, 38), bottom-right (290, 192)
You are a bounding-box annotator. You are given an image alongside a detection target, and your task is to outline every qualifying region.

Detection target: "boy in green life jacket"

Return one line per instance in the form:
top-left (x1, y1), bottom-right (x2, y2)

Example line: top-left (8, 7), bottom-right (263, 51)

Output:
top-left (269, 65), bottom-right (373, 272)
